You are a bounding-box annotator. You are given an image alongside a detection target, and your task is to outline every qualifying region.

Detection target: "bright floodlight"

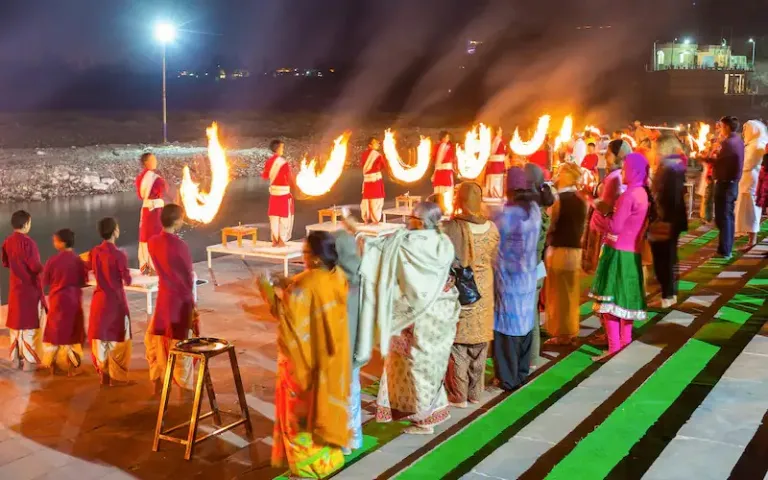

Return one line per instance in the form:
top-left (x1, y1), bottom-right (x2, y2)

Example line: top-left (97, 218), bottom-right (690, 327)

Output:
top-left (155, 23), bottom-right (176, 44)
top-left (749, 38), bottom-right (755, 43)
top-left (683, 38), bottom-right (691, 45)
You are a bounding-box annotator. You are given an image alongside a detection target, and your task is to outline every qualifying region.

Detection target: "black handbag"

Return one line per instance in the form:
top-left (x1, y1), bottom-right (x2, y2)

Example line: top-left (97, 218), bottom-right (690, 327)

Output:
top-left (451, 262), bottom-right (481, 306)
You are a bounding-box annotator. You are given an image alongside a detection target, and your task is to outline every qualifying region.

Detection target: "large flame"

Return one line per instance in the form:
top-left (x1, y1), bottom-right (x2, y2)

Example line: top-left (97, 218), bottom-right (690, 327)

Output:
top-left (694, 122), bottom-right (710, 153)
top-left (456, 124), bottom-right (493, 179)
top-left (584, 125), bottom-right (602, 137)
top-left (620, 133), bottom-right (638, 148)
top-left (510, 115), bottom-right (550, 156)
top-left (295, 134), bottom-right (349, 196)
top-left (180, 122), bottom-right (231, 224)
top-left (553, 115), bottom-right (573, 151)
top-left (382, 129), bottom-right (432, 183)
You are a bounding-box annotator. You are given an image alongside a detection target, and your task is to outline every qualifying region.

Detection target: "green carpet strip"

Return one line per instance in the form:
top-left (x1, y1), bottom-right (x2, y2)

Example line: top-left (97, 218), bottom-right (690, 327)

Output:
top-left (543, 340), bottom-right (718, 479)
top-left (394, 344), bottom-right (600, 480)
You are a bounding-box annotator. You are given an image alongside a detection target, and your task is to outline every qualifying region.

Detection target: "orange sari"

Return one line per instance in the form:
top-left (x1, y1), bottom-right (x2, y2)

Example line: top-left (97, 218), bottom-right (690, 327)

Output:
top-left (272, 267), bottom-right (351, 478)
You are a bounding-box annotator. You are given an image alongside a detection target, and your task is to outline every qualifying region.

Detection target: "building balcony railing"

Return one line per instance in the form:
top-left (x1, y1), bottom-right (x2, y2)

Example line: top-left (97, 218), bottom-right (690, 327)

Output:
top-left (649, 64), bottom-right (754, 72)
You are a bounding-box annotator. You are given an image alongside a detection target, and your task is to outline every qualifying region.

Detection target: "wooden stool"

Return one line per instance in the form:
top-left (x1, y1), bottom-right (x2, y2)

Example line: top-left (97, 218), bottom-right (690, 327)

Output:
top-left (395, 194), bottom-right (421, 210)
top-left (152, 337), bottom-right (253, 460)
top-left (221, 225), bottom-right (258, 248)
top-left (318, 206), bottom-right (343, 224)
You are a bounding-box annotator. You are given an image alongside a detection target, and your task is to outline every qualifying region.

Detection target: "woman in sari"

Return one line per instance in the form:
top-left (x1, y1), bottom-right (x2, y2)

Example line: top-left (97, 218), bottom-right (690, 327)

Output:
top-left (443, 182), bottom-right (499, 407)
top-left (357, 202), bottom-right (460, 435)
top-left (266, 231), bottom-right (351, 478)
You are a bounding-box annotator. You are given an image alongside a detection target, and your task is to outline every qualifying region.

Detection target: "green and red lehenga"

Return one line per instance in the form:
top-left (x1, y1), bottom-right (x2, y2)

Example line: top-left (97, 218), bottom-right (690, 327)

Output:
top-left (588, 245), bottom-right (647, 320)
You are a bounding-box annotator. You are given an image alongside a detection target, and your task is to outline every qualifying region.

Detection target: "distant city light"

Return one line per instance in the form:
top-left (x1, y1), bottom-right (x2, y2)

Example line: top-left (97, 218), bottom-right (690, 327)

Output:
top-left (154, 23), bottom-right (177, 44)
top-left (683, 38), bottom-right (692, 45)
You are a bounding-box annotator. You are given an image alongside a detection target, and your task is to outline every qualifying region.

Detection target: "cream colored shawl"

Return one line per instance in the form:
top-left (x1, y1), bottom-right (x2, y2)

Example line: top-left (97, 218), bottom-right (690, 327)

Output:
top-left (356, 228), bottom-right (455, 365)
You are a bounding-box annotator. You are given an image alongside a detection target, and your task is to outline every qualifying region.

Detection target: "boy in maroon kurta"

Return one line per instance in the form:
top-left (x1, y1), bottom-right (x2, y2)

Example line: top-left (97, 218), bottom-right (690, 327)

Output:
top-left (145, 204), bottom-right (199, 393)
top-left (3, 210), bottom-right (45, 371)
top-left (87, 217), bottom-right (133, 385)
top-left (42, 229), bottom-right (88, 375)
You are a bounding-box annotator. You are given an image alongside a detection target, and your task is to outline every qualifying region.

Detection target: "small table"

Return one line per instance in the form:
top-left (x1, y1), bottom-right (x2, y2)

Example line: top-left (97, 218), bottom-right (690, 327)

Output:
top-left (306, 222), bottom-right (404, 237)
top-left (317, 207), bottom-right (344, 224)
top-left (86, 268), bottom-right (197, 316)
top-left (221, 225), bottom-right (258, 248)
top-left (395, 195), bottom-right (422, 210)
top-left (684, 182), bottom-right (694, 218)
top-left (206, 240), bottom-right (303, 284)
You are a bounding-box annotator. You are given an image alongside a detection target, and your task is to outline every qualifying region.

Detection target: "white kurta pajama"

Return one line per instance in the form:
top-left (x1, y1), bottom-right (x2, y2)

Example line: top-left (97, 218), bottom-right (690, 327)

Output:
top-left (736, 121), bottom-right (768, 235)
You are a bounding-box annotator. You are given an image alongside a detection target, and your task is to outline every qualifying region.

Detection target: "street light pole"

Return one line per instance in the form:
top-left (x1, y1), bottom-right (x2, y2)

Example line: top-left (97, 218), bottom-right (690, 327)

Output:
top-left (162, 43), bottom-right (168, 143)
top-left (154, 22), bottom-right (176, 144)
top-left (749, 38), bottom-right (756, 70)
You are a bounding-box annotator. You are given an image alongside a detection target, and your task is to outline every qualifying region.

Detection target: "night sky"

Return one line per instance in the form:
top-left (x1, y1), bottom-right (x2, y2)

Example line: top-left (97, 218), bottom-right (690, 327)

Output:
top-left (0, 0), bottom-right (763, 73)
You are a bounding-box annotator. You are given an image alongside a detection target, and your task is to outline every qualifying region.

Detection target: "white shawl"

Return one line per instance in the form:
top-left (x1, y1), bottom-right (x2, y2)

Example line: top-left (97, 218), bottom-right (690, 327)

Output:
top-left (744, 120), bottom-right (768, 172)
top-left (355, 228), bottom-right (455, 365)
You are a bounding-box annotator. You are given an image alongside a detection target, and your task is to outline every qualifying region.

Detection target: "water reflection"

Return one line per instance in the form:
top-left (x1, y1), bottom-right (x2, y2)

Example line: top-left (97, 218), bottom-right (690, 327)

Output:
top-left (0, 170), bottom-right (432, 299)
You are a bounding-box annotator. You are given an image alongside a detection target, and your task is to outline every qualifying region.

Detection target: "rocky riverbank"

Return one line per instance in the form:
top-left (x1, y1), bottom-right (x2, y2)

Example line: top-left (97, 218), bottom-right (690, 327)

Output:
top-left (0, 144), bottom-right (274, 202)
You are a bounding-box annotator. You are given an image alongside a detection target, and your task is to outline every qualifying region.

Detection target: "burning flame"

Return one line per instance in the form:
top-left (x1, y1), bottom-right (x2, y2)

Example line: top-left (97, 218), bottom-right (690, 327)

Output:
top-left (510, 115), bottom-right (550, 156)
top-left (620, 133), bottom-right (637, 148)
top-left (180, 122), bottom-right (231, 224)
top-left (295, 134), bottom-right (350, 196)
top-left (456, 124), bottom-right (493, 179)
top-left (554, 115), bottom-right (573, 151)
top-left (694, 123), bottom-right (710, 153)
top-left (580, 167), bottom-right (597, 191)
top-left (443, 191), bottom-right (454, 216)
top-left (382, 129), bottom-right (432, 183)
top-left (584, 125), bottom-right (602, 137)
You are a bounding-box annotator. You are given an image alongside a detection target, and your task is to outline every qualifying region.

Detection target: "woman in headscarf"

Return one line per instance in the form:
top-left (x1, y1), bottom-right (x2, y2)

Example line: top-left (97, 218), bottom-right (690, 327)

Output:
top-left (443, 182), bottom-right (500, 407)
top-left (589, 153), bottom-right (651, 361)
top-left (356, 202), bottom-right (460, 435)
top-left (582, 139), bottom-right (632, 274)
top-left (736, 120), bottom-right (768, 248)
top-left (545, 162), bottom-right (588, 345)
top-left (266, 231), bottom-right (350, 478)
top-left (523, 163), bottom-right (555, 368)
top-left (492, 167), bottom-right (542, 390)
top-left (649, 156), bottom-right (688, 308)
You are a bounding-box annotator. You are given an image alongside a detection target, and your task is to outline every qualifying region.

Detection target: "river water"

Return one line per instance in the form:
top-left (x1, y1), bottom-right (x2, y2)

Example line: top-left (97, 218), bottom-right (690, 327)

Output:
top-left (0, 169), bottom-right (432, 300)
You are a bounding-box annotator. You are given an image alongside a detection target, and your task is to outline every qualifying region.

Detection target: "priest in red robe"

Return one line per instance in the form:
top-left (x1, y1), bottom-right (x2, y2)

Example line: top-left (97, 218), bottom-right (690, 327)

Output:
top-left (262, 140), bottom-right (295, 246)
top-left (360, 137), bottom-right (388, 224)
top-left (87, 217), bottom-right (133, 386)
top-left (2, 210), bottom-right (44, 371)
top-left (146, 204), bottom-right (199, 393)
top-left (41, 228), bottom-right (88, 376)
top-left (485, 127), bottom-right (508, 198)
top-left (432, 131), bottom-right (456, 211)
top-left (135, 153), bottom-right (167, 274)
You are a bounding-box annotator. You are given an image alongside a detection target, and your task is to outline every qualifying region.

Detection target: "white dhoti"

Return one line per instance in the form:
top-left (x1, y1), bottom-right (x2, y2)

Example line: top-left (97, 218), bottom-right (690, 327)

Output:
top-left (144, 329), bottom-right (196, 390)
top-left (269, 215), bottom-right (294, 243)
top-left (485, 174), bottom-right (505, 198)
top-left (91, 315), bottom-right (132, 382)
top-left (361, 198), bottom-right (384, 223)
top-left (42, 344), bottom-right (84, 373)
top-left (9, 329), bottom-right (42, 369)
